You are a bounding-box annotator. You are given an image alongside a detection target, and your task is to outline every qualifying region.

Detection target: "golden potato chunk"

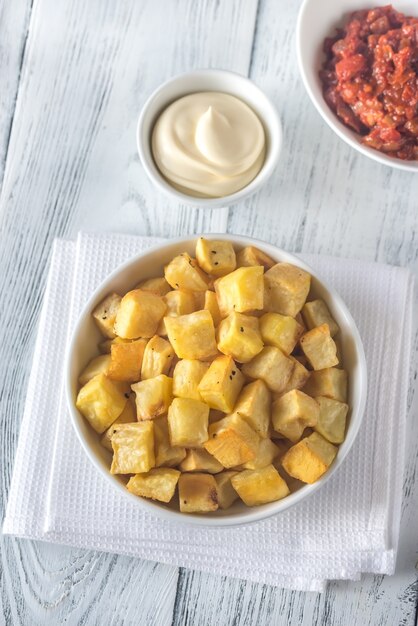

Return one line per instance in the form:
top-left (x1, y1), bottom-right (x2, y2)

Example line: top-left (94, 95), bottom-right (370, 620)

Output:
top-left (198, 355), bottom-right (245, 413)
top-left (196, 237), bottom-right (236, 277)
top-left (101, 396), bottom-right (136, 451)
top-left (204, 290), bottom-right (221, 326)
top-left (168, 398), bottom-right (209, 447)
top-left (234, 379), bottom-right (271, 438)
top-left (136, 276), bottom-right (172, 296)
top-left (110, 421), bottom-right (155, 474)
top-left (231, 465), bottom-right (289, 506)
top-left (300, 323), bottom-right (339, 370)
top-left (131, 375), bottom-right (173, 420)
top-left (259, 312), bottom-right (303, 355)
top-left (314, 396), bottom-right (348, 444)
top-left (79, 354), bottom-right (111, 386)
top-left (76, 373), bottom-right (127, 434)
top-left (214, 471), bottom-right (239, 509)
top-left (107, 339), bottom-right (147, 382)
top-left (179, 473), bottom-right (218, 513)
top-left (172, 359), bottom-right (210, 400)
top-left (141, 335), bottom-right (174, 380)
top-left (127, 468), bottom-right (180, 503)
top-left (264, 263), bottom-right (311, 317)
top-left (281, 432), bottom-right (337, 483)
top-left (153, 416), bottom-right (186, 467)
top-left (242, 346), bottom-right (294, 394)
top-left (179, 448), bottom-right (224, 474)
top-left (157, 289), bottom-right (197, 335)
top-left (240, 438), bottom-right (280, 470)
top-left (114, 289), bottom-right (166, 339)
top-left (165, 310), bottom-right (217, 360)
top-left (236, 245), bottom-right (275, 271)
top-left (92, 293), bottom-right (121, 339)
top-left (214, 266), bottom-right (264, 316)
top-left (302, 368), bottom-right (348, 402)
top-left (204, 413), bottom-right (260, 468)
top-left (280, 356), bottom-right (311, 394)
top-left (272, 389), bottom-right (319, 442)
top-left (98, 336), bottom-right (132, 354)
top-left (302, 299), bottom-right (339, 337)
top-left (165, 252), bottom-right (211, 291)
top-left (217, 312), bottom-right (263, 363)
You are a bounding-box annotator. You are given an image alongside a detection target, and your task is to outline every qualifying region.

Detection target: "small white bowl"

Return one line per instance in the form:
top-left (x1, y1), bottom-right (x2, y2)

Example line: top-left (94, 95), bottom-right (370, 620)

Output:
top-left (297, 0), bottom-right (418, 172)
top-left (137, 70), bottom-right (283, 208)
top-left (66, 234), bottom-right (367, 527)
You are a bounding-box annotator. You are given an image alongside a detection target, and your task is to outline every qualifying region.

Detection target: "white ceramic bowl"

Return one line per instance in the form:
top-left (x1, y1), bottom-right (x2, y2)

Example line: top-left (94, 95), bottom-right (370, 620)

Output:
top-left (137, 70), bottom-right (283, 208)
top-left (66, 234), bottom-right (367, 527)
top-left (297, 0), bottom-right (418, 172)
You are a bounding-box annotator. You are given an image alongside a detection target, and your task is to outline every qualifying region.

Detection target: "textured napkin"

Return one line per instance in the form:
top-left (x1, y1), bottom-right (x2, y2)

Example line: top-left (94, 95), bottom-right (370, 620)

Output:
top-left (3, 232), bottom-right (414, 593)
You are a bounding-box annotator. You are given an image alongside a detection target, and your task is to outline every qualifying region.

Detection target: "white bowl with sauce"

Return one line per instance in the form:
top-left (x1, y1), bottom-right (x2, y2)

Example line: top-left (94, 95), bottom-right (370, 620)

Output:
top-left (66, 234), bottom-right (367, 527)
top-left (137, 70), bottom-right (283, 208)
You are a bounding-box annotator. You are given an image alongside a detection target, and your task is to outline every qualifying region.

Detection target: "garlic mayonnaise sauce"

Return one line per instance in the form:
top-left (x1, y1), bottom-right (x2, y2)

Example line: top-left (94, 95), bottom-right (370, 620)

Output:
top-left (151, 92), bottom-right (265, 198)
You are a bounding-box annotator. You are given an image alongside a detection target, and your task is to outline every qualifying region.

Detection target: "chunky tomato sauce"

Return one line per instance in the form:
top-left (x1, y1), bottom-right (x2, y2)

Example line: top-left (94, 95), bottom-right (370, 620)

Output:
top-left (320, 5), bottom-right (418, 160)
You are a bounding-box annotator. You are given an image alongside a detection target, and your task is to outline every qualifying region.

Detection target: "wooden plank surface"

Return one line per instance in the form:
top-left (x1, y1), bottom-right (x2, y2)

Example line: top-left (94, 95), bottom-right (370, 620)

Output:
top-left (0, 0), bottom-right (417, 624)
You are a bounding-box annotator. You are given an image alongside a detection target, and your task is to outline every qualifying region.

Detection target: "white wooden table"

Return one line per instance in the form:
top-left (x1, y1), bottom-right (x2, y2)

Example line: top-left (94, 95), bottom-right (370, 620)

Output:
top-left (0, 0), bottom-right (417, 623)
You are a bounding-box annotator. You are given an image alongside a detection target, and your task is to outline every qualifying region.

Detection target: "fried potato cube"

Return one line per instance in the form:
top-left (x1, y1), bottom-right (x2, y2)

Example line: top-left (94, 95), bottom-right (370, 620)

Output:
top-left (114, 289), bottom-right (167, 339)
top-left (136, 276), bottom-right (172, 296)
top-left (242, 346), bottom-right (294, 394)
top-left (214, 266), bottom-right (264, 316)
top-left (240, 438), bottom-right (280, 470)
top-left (127, 467), bottom-right (180, 503)
top-left (264, 263), bottom-right (311, 317)
top-left (204, 290), bottom-right (221, 326)
top-left (98, 336), bottom-right (132, 354)
top-left (165, 252), bottom-right (211, 291)
top-left (179, 473), bottom-right (218, 513)
top-left (165, 310), bottom-right (217, 360)
top-left (79, 354), bottom-right (111, 386)
top-left (92, 293), bottom-right (121, 339)
top-left (101, 396), bottom-right (137, 451)
top-left (280, 356), bottom-right (311, 394)
top-left (302, 367), bottom-right (347, 402)
top-left (168, 398), bottom-right (209, 447)
top-left (179, 448), bottom-right (224, 474)
top-left (141, 335), bottom-right (174, 380)
top-left (131, 375), bottom-right (173, 420)
top-left (302, 299), bottom-right (339, 337)
top-left (214, 471), bottom-right (239, 509)
top-left (282, 432), bottom-right (337, 483)
top-left (314, 396), bottom-right (348, 444)
top-left (110, 421), bottom-right (155, 474)
top-left (107, 338), bottom-right (147, 382)
top-left (300, 323), bottom-right (339, 370)
top-left (236, 245), bottom-right (275, 271)
top-left (196, 237), bottom-right (236, 277)
top-left (153, 416), bottom-right (186, 467)
top-left (234, 379), bottom-right (271, 438)
top-left (157, 289), bottom-right (197, 335)
top-left (217, 312), bottom-right (263, 363)
top-left (172, 359), bottom-right (210, 400)
top-left (231, 465), bottom-right (289, 506)
top-left (76, 373), bottom-right (127, 434)
top-left (198, 355), bottom-right (244, 413)
top-left (272, 389), bottom-right (319, 442)
top-left (204, 413), bottom-right (260, 468)
top-left (259, 312), bottom-right (303, 355)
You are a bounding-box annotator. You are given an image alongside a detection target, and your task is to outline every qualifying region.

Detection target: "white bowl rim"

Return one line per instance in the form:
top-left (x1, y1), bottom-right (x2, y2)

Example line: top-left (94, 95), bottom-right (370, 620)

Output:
top-left (296, 0), bottom-right (418, 173)
top-left (65, 233), bottom-right (367, 528)
top-left (136, 68), bottom-right (283, 208)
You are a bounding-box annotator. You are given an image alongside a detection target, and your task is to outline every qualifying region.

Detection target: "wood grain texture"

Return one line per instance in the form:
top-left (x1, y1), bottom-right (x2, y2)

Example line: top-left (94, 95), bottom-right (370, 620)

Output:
top-left (0, 0), bottom-right (417, 624)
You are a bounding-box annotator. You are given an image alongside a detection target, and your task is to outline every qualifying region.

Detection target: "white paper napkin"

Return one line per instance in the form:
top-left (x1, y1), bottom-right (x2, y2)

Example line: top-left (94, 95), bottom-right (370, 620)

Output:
top-left (3, 232), bottom-right (414, 593)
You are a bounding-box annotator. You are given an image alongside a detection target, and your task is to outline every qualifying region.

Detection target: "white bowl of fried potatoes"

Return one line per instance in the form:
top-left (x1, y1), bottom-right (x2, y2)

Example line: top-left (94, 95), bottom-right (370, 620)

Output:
top-left (66, 235), bottom-right (367, 526)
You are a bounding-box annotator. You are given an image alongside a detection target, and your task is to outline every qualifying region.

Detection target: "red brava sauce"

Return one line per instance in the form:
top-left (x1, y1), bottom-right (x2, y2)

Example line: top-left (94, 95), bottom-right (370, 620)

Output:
top-left (320, 5), bottom-right (418, 160)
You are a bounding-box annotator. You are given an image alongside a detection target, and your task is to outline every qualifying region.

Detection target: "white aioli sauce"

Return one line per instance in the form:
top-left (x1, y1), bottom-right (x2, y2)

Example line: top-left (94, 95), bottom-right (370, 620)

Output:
top-left (152, 92), bottom-right (265, 198)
